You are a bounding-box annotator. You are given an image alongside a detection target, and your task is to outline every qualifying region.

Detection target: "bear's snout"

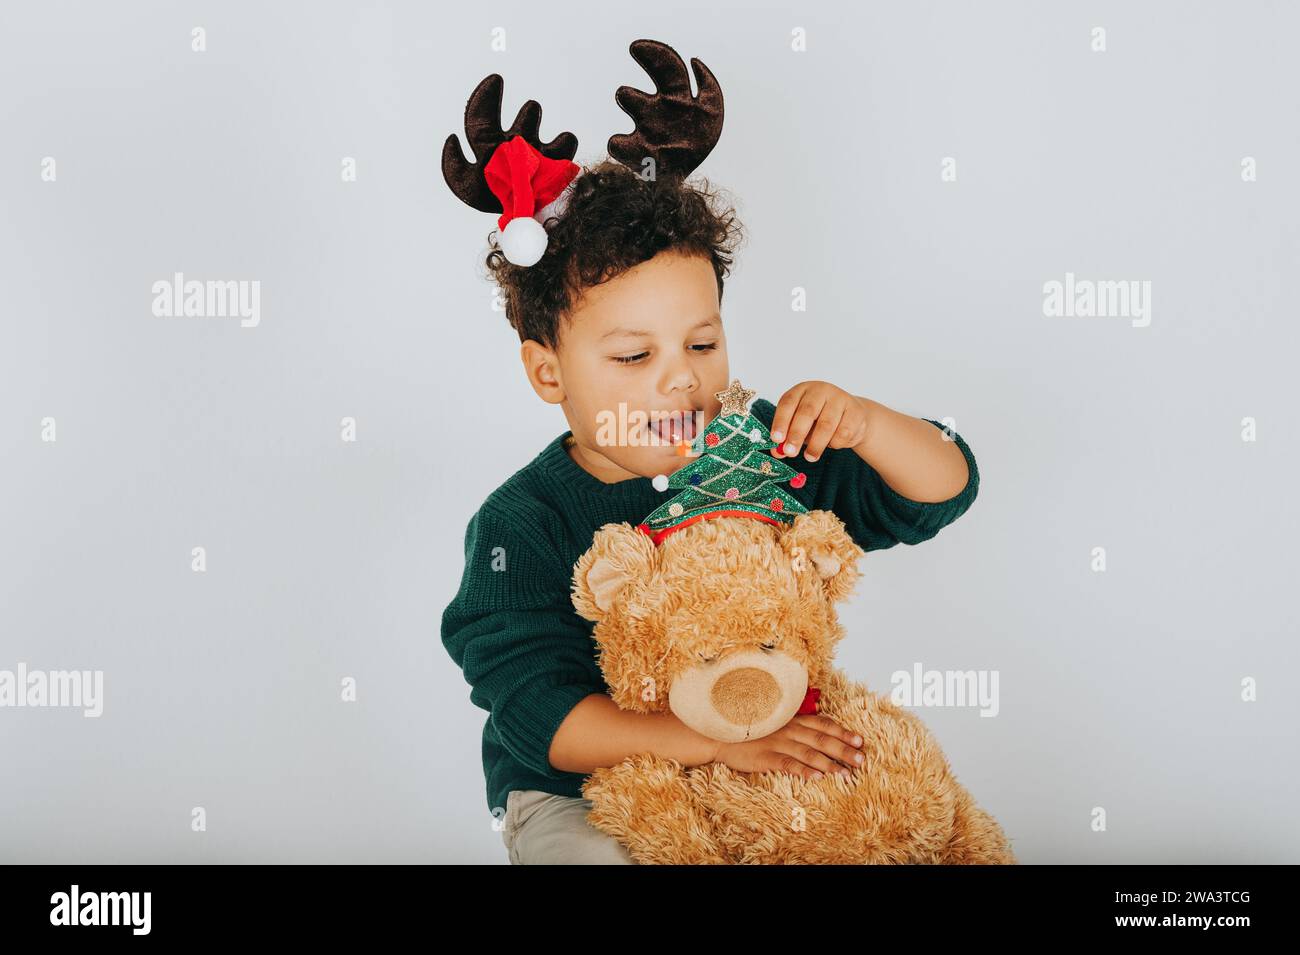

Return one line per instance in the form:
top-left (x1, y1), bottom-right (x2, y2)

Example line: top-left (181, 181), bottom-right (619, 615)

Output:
top-left (668, 648), bottom-right (809, 743)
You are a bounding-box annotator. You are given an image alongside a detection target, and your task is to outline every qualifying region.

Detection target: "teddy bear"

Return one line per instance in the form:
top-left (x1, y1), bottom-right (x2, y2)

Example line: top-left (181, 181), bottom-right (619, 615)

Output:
top-left (570, 508), bottom-right (1017, 865)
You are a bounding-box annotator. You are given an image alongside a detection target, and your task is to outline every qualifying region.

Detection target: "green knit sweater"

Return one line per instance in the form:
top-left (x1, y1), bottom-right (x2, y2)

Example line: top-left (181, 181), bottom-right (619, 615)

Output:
top-left (440, 398), bottom-right (980, 816)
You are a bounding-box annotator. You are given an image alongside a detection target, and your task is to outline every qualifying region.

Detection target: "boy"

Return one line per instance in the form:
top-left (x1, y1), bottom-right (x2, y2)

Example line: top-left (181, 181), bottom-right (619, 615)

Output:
top-left (440, 161), bottom-right (979, 864)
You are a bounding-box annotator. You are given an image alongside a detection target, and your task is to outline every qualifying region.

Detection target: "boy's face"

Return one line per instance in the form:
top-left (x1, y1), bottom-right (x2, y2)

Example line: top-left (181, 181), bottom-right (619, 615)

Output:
top-left (522, 249), bottom-right (730, 483)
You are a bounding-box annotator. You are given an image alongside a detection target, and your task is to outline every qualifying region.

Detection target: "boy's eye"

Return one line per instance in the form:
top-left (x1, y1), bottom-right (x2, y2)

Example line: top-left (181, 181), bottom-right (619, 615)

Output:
top-left (610, 342), bottom-right (718, 365)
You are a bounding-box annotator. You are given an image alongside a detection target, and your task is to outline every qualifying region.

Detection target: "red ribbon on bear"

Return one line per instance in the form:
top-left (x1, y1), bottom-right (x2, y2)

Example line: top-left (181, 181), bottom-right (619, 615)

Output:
top-left (483, 136), bottom-right (580, 231)
top-left (796, 686), bottom-right (820, 715)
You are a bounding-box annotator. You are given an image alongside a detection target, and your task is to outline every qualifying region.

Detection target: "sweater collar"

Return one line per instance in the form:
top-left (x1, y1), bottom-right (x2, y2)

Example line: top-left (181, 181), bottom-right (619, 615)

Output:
top-left (539, 431), bottom-right (665, 505)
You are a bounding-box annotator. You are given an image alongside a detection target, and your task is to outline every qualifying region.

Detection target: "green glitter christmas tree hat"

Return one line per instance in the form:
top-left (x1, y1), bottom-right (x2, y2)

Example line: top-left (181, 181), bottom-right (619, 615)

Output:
top-left (638, 380), bottom-right (810, 546)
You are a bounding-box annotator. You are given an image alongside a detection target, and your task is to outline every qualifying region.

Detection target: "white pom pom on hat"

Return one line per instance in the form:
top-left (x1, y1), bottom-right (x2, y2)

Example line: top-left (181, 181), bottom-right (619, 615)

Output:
top-left (499, 216), bottom-right (549, 267)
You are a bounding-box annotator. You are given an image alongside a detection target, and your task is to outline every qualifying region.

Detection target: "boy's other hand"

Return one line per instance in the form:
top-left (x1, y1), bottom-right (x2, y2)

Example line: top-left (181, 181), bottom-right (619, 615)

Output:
top-left (768, 380), bottom-right (874, 463)
top-left (710, 713), bottom-right (865, 780)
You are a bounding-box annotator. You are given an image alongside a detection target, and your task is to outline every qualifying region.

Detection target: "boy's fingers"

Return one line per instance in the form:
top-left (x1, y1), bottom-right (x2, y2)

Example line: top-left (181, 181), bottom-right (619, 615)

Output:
top-left (793, 713), bottom-right (863, 747)
top-left (779, 760), bottom-right (821, 781)
top-left (777, 395), bottom-right (826, 457)
top-left (767, 386), bottom-right (808, 446)
top-left (802, 406), bottom-right (844, 462)
top-left (774, 745), bottom-right (840, 780)
top-left (787, 721), bottom-right (864, 771)
top-left (791, 714), bottom-right (864, 770)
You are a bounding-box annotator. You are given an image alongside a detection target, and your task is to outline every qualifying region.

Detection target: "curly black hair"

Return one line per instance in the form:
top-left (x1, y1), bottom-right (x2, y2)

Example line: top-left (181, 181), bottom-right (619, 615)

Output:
top-left (484, 159), bottom-right (745, 350)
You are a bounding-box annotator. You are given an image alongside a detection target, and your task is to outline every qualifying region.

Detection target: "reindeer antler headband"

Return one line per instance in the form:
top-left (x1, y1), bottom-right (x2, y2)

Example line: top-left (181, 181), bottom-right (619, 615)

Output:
top-left (442, 38), bottom-right (725, 267)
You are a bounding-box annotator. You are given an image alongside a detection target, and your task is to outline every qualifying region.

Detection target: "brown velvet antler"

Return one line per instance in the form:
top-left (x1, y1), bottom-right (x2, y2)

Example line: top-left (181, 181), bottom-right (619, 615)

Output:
top-left (607, 39), bottom-right (725, 181)
top-left (442, 73), bottom-right (579, 213)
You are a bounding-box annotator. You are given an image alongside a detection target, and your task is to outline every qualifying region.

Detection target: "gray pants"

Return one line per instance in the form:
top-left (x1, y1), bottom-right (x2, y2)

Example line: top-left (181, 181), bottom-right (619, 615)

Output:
top-left (501, 789), bottom-right (637, 865)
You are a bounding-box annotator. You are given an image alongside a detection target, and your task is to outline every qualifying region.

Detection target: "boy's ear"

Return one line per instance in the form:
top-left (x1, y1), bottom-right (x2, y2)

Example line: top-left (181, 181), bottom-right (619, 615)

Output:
top-left (571, 522), bottom-right (658, 621)
top-left (520, 340), bottom-right (566, 405)
top-left (778, 510), bottom-right (865, 603)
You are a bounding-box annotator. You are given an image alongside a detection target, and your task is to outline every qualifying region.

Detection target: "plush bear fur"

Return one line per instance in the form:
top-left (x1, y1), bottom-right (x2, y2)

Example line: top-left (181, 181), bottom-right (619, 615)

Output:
top-left (570, 509), bottom-right (1016, 865)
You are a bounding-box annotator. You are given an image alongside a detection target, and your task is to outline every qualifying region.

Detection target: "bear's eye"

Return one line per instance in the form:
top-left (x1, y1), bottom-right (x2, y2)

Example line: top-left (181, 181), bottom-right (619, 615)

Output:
top-left (697, 651), bottom-right (718, 663)
top-left (760, 641), bottom-right (778, 653)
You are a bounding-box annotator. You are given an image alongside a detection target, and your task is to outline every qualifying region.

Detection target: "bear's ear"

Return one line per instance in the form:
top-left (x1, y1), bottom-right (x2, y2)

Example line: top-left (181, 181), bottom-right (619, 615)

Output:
top-left (571, 522), bottom-right (658, 622)
top-left (779, 510), bottom-right (865, 603)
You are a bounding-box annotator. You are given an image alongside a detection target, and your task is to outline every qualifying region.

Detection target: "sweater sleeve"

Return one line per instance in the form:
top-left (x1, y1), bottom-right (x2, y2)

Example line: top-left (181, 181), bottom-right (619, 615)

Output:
top-left (440, 505), bottom-right (606, 778)
top-left (750, 399), bottom-right (980, 553)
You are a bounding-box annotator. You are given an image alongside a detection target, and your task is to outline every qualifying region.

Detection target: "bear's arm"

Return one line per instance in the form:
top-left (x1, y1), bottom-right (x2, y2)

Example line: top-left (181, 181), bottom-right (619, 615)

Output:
top-left (751, 398), bottom-right (979, 552)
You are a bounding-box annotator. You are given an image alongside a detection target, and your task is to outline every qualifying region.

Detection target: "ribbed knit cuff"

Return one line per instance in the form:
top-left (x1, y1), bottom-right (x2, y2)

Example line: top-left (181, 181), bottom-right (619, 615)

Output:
top-left (495, 681), bottom-right (602, 778)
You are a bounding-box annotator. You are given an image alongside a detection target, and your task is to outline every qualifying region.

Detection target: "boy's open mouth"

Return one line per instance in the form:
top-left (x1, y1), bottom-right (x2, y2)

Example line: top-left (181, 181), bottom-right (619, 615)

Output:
top-left (647, 410), bottom-right (701, 444)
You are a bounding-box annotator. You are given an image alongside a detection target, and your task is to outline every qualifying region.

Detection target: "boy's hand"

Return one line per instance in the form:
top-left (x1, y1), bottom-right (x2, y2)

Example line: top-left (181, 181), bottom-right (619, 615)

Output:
top-left (711, 713), bottom-right (865, 780)
top-left (768, 381), bottom-right (874, 463)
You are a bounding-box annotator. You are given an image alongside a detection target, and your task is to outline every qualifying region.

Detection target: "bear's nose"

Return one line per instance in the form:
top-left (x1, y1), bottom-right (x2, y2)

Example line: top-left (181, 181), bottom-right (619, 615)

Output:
top-left (710, 667), bottom-right (781, 725)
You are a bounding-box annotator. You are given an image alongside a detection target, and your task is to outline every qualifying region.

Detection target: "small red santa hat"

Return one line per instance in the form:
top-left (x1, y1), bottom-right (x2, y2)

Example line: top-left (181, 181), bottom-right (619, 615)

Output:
top-left (482, 136), bottom-right (580, 266)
